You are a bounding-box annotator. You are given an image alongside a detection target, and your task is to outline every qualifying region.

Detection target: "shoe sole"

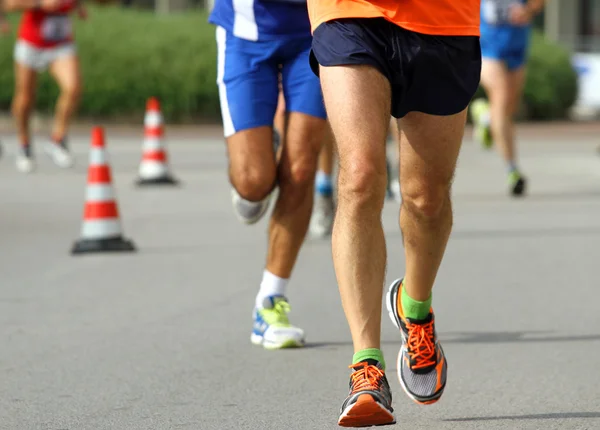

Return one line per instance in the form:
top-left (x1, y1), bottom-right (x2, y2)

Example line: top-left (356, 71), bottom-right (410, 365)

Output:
top-left (338, 394), bottom-right (396, 427)
top-left (231, 189), bottom-right (272, 225)
top-left (250, 333), bottom-right (304, 350)
top-left (43, 146), bottom-right (74, 169)
top-left (16, 164), bottom-right (35, 173)
top-left (16, 159), bottom-right (35, 173)
top-left (385, 279), bottom-right (445, 406)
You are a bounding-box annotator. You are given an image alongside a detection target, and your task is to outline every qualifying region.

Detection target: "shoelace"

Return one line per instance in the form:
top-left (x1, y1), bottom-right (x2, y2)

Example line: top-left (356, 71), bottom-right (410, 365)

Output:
top-left (349, 362), bottom-right (384, 393)
top-left (261, 300), bottom-right (291, 326)
top-left (406, 320), bottom-right (437, 370)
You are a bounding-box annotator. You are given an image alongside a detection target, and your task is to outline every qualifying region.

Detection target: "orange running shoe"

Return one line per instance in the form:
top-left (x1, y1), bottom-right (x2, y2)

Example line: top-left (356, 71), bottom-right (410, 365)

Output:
top-left (338, 360), bottom-right (395, 427)
top-left (386, 278), bottom-right (448, 405)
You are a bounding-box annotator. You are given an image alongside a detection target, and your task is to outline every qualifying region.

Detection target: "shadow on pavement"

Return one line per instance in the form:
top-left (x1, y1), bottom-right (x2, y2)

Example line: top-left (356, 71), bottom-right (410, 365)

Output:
top-left (382, 225), bottom-right (600, 240)
top-left (455, 189), bottom-right (600, 203)
top-left (451, 226), bottom-right (600, 240)
top-left (441, 331), bottom-right (600, 344)
top-left (444, 412), bottom-right (600, 422)
top-left (304, 331), bottom-right (600, 348)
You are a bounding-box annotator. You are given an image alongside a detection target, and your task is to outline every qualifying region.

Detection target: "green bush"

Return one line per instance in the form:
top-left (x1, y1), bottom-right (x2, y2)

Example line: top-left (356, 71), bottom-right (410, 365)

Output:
top-left (524, 31), bottom-right (578, 119)
top-left (0, 11), bottom-right (578, 122)
top-left (473, 30), bottom-right (578, 121)
top-left (0, 6), bottom-right (219, 122)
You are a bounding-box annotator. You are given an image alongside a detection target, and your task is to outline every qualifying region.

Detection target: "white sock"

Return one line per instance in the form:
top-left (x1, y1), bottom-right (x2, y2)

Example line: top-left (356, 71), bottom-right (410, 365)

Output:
top-left (256, 270), bottom-right (289, 309)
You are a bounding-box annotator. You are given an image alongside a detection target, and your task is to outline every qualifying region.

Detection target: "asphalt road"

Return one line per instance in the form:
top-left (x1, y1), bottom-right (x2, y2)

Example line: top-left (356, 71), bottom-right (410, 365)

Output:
top-left (0, 125), bottom-right (599, 430)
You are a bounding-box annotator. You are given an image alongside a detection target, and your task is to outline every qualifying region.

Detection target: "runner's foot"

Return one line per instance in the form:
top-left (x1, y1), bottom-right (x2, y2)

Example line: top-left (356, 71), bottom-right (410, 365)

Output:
top-left (387, 278), bottom-right (448, 405)
top-left (338, 360), bottom-right (395, 427)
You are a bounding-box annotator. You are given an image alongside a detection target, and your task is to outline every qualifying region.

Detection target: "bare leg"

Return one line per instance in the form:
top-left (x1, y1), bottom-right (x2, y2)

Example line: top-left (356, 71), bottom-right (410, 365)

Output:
top-left (12, 63), bottom-right (37, 147)
top-left (266, 112), bottom-right (326, 277)
top-left (310, 123), bottom-right (337, 237)
top-left (49, 55), bottom-right (81, 141)
top-left (480, 59), bottom-right (514, 166)
top-left (398, 110), bottom-right (466, 301)
top-left (318, 124), bottom-right (335, 175)
top-left (507, 66), bottom-right (527, 118)
top-left (480, 59), bottom-right (527, 194)
top-left (227, 126), bottom-right (277, 202)
top-left (320, 64), bottom-right (391, 353)
top-left (389, 109), bottom-right (466, 408)
top-left (12, 62), bottom-right (37, 172)
top-left (252, 112), bottom-right (325, 350)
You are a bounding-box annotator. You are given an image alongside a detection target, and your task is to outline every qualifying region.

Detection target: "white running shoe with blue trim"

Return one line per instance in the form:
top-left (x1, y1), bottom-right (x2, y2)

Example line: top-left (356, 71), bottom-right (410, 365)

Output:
top-left (251, 296), bottom-right (305, 349)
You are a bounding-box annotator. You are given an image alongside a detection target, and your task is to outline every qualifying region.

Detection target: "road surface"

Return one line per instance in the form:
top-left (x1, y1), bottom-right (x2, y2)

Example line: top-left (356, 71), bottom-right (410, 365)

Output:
top-left (0, 124), bottom-right (599, 429)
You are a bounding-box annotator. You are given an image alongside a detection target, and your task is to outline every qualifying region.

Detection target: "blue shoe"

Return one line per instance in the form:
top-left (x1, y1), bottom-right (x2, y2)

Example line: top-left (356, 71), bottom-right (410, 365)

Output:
top-left (251, 296), bottom-right (305, 349)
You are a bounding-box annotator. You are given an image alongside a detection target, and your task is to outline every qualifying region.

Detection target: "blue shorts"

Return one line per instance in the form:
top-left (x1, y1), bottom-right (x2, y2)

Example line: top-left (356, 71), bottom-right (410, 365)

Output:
top-left (215, 27), bottom-right (326, 137)
top-left (480, 25), bottom-right (531, 70)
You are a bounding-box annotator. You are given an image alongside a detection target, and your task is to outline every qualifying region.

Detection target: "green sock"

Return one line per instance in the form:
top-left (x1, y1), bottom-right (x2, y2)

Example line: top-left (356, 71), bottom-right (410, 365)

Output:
top-left (401, 283), bottom-right (432, 320)
top-left (352, 348), bottom-right (386, 371)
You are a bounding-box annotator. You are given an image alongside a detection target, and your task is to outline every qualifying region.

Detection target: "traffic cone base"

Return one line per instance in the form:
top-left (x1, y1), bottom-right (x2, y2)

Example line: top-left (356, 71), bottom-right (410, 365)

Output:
top-left (136, 175), bottom-right (179, 186)
top-left (71, 235), bottom-right (136, 255)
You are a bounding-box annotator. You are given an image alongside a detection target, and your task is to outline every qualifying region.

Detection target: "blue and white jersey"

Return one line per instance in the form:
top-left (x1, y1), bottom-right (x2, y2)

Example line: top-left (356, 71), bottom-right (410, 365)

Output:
top-left (481, 0), bottom-right (529, 27)
top-left (209, 0), bottom-right (311, 42)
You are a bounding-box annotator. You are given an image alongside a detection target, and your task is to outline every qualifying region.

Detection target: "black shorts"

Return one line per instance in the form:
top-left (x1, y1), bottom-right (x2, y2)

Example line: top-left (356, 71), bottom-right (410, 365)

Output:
top-left (310, 18), bottom-right (482, 118)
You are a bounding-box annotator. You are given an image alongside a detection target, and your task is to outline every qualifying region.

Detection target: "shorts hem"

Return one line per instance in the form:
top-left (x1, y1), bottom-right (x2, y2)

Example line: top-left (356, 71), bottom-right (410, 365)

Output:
top-left (309, 48), bottom-right (387, 81)
top-left (395, 100), bottom-right (473, 119)
top-left (481, 54), bottom-right (526, 71)
top-left (223, 121), bottom-right (273, 138)
top-left (14, 40), bottom-right (77, 71)
top-left (286, 107), bottom-right (327, 120)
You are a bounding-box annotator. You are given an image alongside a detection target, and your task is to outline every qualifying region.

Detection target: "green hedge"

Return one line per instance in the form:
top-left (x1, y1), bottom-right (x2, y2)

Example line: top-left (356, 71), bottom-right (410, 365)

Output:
top-left (0, 9), bottom-right (578, 122)
top-left (473, 30), bottom-right (578, 121)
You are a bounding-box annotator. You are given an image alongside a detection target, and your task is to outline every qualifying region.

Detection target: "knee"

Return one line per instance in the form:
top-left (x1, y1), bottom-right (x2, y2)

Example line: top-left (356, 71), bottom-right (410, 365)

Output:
top-left (338, 158), bottom-right (387, 208)
top-left (284, 155), bottom-right (317, 187)
top-left (62, 82), bottom-right (81, 103)
top-left (401, 177), bottom-right (452, 220)
top-left (278, 156), bottom-right (317, 204)
top-left (231, 165), bottom-right (276, 202)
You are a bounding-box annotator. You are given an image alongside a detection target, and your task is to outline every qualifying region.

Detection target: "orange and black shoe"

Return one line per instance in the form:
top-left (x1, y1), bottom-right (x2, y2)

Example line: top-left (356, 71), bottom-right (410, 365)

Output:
top-left (338, 360), bottom-right (396, 427)
top-left (386, 278), bottom-right (447, 405)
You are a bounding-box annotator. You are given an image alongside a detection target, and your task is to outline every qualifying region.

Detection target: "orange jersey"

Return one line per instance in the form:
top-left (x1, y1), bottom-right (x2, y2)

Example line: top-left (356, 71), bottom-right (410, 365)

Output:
top-left (308, 0), bottom-right (481, 37)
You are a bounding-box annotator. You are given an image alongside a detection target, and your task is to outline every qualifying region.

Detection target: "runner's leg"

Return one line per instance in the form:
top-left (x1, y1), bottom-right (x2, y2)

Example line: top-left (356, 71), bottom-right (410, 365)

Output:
top-left (46, 48), bottom-right (79, 168)
top-left (12, 55), bottom-right (37, 173)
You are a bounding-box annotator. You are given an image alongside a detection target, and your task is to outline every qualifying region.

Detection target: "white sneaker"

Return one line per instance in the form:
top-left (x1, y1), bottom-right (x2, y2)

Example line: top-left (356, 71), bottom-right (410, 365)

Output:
top-left (16, 145), bottom-right (35, 173)
top-left (309, 193), bottom-right (334, 238)
top-left (251, 296), bottom-right (305, 349)
top-left (44, 140), bottom-right (74, 168)
top-left (231, 187), bottom-right (272, 225)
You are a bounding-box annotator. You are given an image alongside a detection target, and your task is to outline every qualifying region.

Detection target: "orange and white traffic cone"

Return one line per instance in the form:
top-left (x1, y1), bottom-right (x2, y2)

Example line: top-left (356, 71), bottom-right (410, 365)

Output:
top-left (136, 97), bottom-right (179, 186)
top-left (71, 127), bottom-right (136, 255)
